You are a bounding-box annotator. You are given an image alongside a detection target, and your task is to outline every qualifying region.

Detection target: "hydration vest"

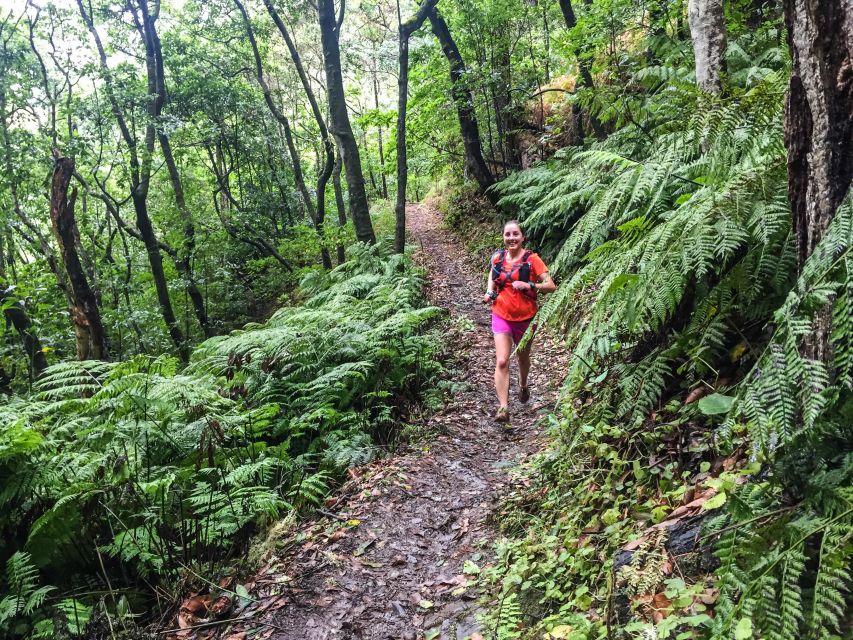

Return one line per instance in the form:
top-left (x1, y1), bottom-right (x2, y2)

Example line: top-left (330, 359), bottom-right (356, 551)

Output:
top-left (491, 249), bottom-right (536, 297)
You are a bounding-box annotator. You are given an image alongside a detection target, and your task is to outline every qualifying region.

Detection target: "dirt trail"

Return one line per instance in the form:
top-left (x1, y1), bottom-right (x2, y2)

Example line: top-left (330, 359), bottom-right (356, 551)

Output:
top-left (190, 203), bottom-right (566, 640)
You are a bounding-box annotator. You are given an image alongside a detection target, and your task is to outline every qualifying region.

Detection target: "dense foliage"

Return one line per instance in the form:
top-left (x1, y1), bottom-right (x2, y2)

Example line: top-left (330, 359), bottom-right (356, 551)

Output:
top-left (477, 10), bottom-right (852, 640)
top-left (2, 0), bottom-right (851, 636)
top-left (0, 247), bottom-right (442, 637)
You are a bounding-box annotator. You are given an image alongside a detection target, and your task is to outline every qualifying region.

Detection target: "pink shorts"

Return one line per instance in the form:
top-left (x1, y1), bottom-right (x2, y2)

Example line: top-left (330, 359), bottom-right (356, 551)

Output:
top-left (492, 313), bottom-right (533, 344)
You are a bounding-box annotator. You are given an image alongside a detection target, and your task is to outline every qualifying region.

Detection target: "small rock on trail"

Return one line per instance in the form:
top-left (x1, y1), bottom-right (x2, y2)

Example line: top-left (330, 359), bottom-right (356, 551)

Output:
top-left (182, 203), bottom-right (568, 640)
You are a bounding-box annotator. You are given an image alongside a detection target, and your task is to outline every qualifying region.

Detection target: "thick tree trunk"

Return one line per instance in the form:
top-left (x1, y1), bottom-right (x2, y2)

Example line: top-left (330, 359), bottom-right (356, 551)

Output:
top-left (50, 154), bottom-right (109, 361)
top-left (428, 7), bottom-right (497, 205)
top-left (784, 0), bottom-right (853, 363)
top-left (687, 0), bottom-right (727, 94)
top-left (318, 0), bottom-right (377, 245)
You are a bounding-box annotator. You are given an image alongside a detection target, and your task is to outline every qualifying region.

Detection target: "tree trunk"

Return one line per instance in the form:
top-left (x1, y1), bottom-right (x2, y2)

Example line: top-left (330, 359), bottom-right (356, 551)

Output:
top-left (235, 0), bottom-right (333, 267)
top-left (395, 28), bottom-right (411, 254)
top-left (333, 150), bottom-right (348, 263)
top-left (373, 72), bottom-right (389, 199)
top-left (77, 0), bottom-right (188, 360)
top-left (687, 0), bottom-right (727, 94)
top-left (0, 240), bottom-right (48, 377)
top-left (558, 0), bottom-right (605, 140)
top-left (428, 7), bottom-right (497, 205)
top-left (784, 0), bottom-right (853, 363)
top-left (142, 9), bottom-right (211, 338)
top-left (262, 0), bottom-right (335, 268)
top-left (318, 0), bottom-right (377, 245)
top-left (50, 154), bottom-right (109, 361)
top-left (395, 0), bottom-right (441, 253)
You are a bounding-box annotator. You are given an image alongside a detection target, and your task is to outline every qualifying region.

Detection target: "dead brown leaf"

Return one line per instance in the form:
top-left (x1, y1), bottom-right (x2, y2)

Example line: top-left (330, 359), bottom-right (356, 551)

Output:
top-left (651, 592), bottom-right (672, 623)
top-left (621, 536), bottom-right (647, 551)
top-left (685, 387), bottom-right (710, 404)
top-left (209, 594), bottom-right (232, 618)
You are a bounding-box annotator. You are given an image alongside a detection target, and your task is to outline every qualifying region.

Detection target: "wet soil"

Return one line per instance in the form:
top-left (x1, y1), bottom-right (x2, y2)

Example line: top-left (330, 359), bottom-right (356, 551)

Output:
top-left (176, 203), bottom-right (568, 640)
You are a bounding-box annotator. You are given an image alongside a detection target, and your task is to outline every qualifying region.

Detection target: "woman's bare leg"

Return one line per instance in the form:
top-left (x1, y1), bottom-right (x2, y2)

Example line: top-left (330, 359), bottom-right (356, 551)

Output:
top-left (517, 334), bottom-right (534, 390)
top-left (494, 332), bottom-right (513, 407)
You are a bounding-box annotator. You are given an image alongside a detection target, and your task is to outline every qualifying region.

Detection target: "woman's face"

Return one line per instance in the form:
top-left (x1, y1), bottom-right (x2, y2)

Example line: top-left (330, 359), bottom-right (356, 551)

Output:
top-left (503, 223), bottom-right (525, 250)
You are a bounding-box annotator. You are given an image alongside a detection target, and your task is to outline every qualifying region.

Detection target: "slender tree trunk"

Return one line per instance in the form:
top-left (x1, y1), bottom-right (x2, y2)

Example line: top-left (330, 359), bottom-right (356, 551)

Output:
top-left (428, 7), bottom-right (497, 205)
top-left (77, 0), bottom-right (188, 360)
top-left (50, 154), bottom-right (109, 361)
top-left (395, 25), bottom-right (411, 254)
top-left (395, 0), bottom-right (440, 253)
top-left (318, 0), bottom-right (377, 245)
top-left (333, 150), bottom-right (348, 263)
top-left (142, 11), bottom-right (211, 337)
top-left (784, 0), bottom-right (853, 363)
top-left (558, 0), bottom-right (605, 140)
top-left (262, 0), bottom-right (335, 267)
top-left (687, 0), bottom-right (727, 94)
top-left (235, 0), bottom-right (333, 267)
top-left (373, 72), bottom-right (389, 199)
top-left (0, 243), bottom-right (48, 378)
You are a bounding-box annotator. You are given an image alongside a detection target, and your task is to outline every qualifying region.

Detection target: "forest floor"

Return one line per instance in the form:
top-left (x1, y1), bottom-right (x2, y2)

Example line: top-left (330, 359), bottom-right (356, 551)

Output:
top-left (169, 203), bottom-right (569, 640)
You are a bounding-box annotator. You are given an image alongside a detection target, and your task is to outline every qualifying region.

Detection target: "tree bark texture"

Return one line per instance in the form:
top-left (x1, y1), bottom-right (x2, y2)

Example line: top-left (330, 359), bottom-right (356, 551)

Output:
top-left (50, 155), bottom-right (109, 361)
top-left (318, 0), bottom-right (377, 245)
top-left (428, 8), bottom-right (497, 205)
top-left (785, 0), bottom-right (853, 269)
top-left (784, 0), bottom-right (853, 364)
top-left (687, 0), bottom-right (727, 94)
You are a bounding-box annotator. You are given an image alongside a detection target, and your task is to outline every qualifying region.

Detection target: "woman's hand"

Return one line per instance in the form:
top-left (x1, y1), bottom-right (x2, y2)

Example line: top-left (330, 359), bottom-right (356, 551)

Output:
top-left (511, 281), bottom-right (534, 292)
top-left (483, 293), bottom-right (494, 304)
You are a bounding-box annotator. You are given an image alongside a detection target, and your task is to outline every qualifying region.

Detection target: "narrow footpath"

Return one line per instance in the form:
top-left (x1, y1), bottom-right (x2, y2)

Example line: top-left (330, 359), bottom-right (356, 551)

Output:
top-left (178, 203), bottom-right (568, 640)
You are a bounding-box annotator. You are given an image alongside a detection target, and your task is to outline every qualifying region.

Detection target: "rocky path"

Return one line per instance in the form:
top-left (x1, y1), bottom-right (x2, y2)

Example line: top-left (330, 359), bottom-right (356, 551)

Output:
top-left (178, 203), bottom-right (567, 640)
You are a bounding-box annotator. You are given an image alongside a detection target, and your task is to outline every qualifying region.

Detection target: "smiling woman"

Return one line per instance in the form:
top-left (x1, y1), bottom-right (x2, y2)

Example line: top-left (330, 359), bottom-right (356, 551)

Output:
top-left (483, 220), bottom-right (556, 423)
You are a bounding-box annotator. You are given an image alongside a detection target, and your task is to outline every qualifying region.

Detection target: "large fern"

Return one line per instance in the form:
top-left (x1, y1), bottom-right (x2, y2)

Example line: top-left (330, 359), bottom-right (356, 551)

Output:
top-left (0, 246), bottom-right (444, 633)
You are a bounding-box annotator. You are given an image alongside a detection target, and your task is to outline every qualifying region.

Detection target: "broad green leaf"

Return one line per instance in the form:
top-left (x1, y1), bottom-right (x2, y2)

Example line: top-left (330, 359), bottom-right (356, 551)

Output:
top-left (697, 393), bottom-right (735, 415)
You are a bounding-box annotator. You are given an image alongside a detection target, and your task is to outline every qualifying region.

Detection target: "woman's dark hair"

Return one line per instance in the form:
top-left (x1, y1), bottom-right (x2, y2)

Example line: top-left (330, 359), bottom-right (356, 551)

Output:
top-left (503, 219), bottom-right (525, 236)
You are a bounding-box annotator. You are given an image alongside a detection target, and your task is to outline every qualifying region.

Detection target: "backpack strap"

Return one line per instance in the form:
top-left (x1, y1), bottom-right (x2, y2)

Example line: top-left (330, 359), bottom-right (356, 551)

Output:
top-left (491, 249), bottom-right (507, 282)
top-left (517, 250), bottom-right (534, 282)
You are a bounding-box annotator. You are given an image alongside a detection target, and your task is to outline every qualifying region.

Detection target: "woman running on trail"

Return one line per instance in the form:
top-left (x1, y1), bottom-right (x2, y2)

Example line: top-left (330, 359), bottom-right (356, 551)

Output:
top-left (483, 220), bottom-right (556, 423)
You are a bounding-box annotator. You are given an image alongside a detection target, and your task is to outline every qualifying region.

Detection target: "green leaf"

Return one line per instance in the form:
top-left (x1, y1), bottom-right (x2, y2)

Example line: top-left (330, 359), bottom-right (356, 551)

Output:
top-left (734, 617), bottom-right (752, 639)
top-left (697, 393), bottom-right (735, 415)
top-left (463, 560), bottom-right (480, 575)
top-left (701, 491), bottom-right (727, 511)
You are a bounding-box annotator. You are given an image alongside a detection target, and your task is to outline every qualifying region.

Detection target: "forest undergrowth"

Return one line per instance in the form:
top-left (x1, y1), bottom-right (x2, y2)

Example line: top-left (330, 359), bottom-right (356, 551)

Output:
top-left (472, 26), bottom-right (853, 640)
top-left (0, 244), bottom-right (445, 638)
